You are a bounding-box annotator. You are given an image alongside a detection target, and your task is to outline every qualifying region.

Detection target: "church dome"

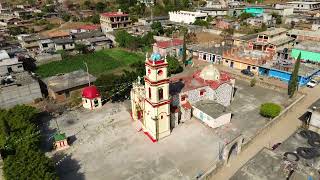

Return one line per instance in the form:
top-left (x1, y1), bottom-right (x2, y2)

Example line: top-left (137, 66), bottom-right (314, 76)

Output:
top-left (199, 64), bottom-right (220, 81)
top-left (150, 52), bottom-right (162, 61)
top-left (82, 86), bottom-right (100, 99)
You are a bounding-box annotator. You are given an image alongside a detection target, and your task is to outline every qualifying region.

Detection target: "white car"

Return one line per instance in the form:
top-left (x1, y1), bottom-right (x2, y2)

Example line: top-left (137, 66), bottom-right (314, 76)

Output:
top-left (307, 79), bottom-right (318, 88)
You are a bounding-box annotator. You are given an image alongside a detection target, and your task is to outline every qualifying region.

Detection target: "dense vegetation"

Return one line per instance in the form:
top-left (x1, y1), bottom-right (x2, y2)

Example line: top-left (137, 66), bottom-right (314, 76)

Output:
top-left (0, 105), bottom-right (58, 180)
top-left (115, 31), bottom-right (155, 51)
top-left (35, 49), bottom-right (145, 78)
top-left (260, 103), bottom-right (281, 118)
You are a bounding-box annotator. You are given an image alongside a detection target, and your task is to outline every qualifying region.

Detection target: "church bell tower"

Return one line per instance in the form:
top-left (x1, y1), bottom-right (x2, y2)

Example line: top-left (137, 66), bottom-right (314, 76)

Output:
top-left (143, 53), bottom-right (171, 141)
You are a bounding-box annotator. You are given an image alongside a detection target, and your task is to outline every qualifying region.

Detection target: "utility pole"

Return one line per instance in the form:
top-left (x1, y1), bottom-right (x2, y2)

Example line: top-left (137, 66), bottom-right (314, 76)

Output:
top-left (84, 62), bottom-right (91, 86)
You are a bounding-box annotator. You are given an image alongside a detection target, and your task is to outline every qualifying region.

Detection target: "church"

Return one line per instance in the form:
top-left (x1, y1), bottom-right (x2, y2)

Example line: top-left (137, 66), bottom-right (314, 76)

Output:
top-left (130, 53), bottom-right (235, 142)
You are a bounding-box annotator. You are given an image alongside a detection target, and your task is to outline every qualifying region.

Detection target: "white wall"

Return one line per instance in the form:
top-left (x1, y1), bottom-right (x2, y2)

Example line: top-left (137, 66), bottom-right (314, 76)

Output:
top-left (193, 106), bottom-right (231, 129)
top-left (169, 11), bottom-right (208, 24)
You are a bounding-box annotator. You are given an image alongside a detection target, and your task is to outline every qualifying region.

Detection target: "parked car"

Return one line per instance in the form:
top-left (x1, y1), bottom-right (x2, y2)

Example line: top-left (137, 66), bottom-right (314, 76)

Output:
top-left (241, 69), bottom-right (254, 77)
top-left (307, 79), bottom-right (318, 88)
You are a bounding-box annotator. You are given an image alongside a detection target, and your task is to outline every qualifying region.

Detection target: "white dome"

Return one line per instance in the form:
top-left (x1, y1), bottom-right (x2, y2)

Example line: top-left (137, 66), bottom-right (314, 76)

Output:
top-left (199, 64), bottom-right (220, 81)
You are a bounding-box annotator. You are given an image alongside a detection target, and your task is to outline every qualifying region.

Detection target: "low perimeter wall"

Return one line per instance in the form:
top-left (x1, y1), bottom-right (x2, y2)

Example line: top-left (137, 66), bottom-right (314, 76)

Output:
top-left (199, 89), bottom-right (306, 180)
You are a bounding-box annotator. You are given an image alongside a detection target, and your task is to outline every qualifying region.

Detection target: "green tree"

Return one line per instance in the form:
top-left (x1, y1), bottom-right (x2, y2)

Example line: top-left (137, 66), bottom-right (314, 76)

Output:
top-left (62, 13), bottom-right (71, 22)
top-left (193, 19), bottom-right (209, 27)
top-left (75, 43), bottom-right (88, 54)
top-left (181, 28), bottom-right (187, 65)
top-left (96, 2), bottom-right (106, 13)
top-left (288, 53), bottom-right (301, 98)
top-left (239, 12), bottom-right (253, 21)
top-left (167, 56), bottom-right (183, 76)
top-left (151, 21), bottom-right (164, 35)
top-left (8, 27), bottom-right (24, 36)
top-left (90, 14), bottom-right (100, 24)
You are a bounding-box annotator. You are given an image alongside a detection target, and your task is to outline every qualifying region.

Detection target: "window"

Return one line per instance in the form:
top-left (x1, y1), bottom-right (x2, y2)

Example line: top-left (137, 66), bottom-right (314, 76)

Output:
top-left (148, 69), bottom-right (151, 74)
top-left (252, 67), bottom-right (256, 70)
top-left (42, 43), bottom-right (48, 48)
top-left (149, 87), bottom-right (151, 99)
top-left (225, 60), bottom-right (229, 63)
top-left (200, 89), bottom-right (206, 96)
top-left (158, 70), bottom-right (163, 76)
top-left (160, 115), bottom-right (163, 119)
top-left (158, 88), bottom-right (163, 101)
top-left (181, 96), bottom-right (185, 101)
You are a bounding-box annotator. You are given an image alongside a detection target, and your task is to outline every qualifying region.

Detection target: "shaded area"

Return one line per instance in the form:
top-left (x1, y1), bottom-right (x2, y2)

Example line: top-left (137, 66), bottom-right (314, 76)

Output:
top-left (53, 153), bottom-right (84, 180)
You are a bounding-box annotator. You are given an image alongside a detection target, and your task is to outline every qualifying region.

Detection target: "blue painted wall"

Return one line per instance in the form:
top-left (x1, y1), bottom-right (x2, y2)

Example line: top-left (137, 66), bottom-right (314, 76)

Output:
top-left (259, 67), bottom-right (319, 86)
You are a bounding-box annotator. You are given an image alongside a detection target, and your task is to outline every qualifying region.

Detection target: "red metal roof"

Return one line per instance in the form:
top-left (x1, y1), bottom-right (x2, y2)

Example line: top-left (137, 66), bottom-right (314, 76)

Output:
top-left (82, 86), bottom-right (100, 99)
top-left (101, 12), bottom-right (129, 17)
top-left (155, 39), bottom-right (183, 49)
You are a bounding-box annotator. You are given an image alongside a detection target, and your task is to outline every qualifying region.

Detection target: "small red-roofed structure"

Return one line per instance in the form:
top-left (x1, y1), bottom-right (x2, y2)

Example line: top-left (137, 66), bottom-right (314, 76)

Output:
top-left (82, 86), bottom-right (102, 110)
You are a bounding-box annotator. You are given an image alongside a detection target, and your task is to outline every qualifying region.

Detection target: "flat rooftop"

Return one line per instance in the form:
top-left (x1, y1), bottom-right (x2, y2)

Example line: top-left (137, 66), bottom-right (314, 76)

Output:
top-left (262, 61), bottom-right (319, 77)
top-left (294, 41), bottom-right (320, 53)
top-left (259, 28), bottom-right (288, 36)
top-left (44, 70), bottom-right (96, 92)
top-left (231, 130), bottom-right (320, 180)
top-left (193, 100), bottom-right (230, 119)
top-left (0, 72), bottom-right (37, 89)
top-left (188, 44), bottom-right (231, 55)
top-left (288, 29), bottom-right (320, 37)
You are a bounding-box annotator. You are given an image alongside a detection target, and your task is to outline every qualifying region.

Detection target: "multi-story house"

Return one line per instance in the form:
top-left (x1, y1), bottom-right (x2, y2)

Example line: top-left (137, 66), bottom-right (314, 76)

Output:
top-left (100, 10), bottom-right (132, 33)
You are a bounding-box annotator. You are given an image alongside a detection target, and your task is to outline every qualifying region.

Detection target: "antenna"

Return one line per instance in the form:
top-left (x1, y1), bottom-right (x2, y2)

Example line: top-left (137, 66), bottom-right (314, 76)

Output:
top-left (84, 62), bottom-right (91, 86)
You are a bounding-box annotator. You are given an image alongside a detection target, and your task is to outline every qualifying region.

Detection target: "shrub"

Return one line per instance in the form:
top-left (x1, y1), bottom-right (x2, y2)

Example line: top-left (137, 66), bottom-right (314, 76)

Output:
top-left (250, 78), bottom-right (256, 87)
top-left (260, 103), bottom-right (281, 118)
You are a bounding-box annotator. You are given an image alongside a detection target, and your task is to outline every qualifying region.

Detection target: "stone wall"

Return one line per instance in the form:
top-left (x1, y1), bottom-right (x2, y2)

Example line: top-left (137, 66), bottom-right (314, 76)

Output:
top-left (35, 54), bottom-right (62, 65)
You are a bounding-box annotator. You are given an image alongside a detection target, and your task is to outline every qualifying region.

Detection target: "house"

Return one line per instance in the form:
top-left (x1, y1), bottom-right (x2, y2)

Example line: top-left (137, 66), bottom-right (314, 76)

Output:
top-left (100, 9), bottom-right (132, 33)
top-left (274, 1), bottom-right (320, 12)
top-left (259, 48), bottom-right (320, 86)
top-left (42, 30), bottom-right (70, 40)
top-left (19, 34), bottom-right (44, 51)
top-left (85, 36), bottom-right (113, 51)
top-left (215, 18), bottom-right (234, 29)
top-left (72, 24), bottom-right (101, 33)
top-left (71, 31), bottom-right (105, 43)
top-left (44, 70), bottom-right (96, 102)
top-left (197, 7), bottom-right (228, 17)
top-left (291, 41), bottom-right (320, 64)
top-left (0, 50), bottom-right (24, 75)
top-left (130, 53), bottom-right (235, 141)
top-left (223, 48), bottom-right (274, 74)
top-left (193, 100), bottom-right (231, 129)
top-left (39, 39), bottom-right (55, 52)
top-left (53, 38), bottom-right (75, 51)
top-left (153, 38), bottom-right (183, 57)
top-left (0, 72), bottom-right (42, 109)
top-left (248, 28), bottom-right (295, 53)
top-left (138, 16), bottom-right (169, 25)
top-left (169, 11), bottom-right (207, 24)
top-left (233, 33), bottom-right (258, 47)
top-left (246, 14), bottom-right (275, 27)
top-left (188, 43), bottom-right (231, 64)
top-left (287, 29), bottom-right (320, 42)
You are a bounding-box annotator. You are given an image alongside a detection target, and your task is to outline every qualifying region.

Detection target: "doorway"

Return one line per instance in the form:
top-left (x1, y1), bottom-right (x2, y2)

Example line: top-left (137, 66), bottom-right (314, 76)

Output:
top-left (227, 142), bottom-right (238, 162)
top-left (94, 99), bottom-right (99, 107)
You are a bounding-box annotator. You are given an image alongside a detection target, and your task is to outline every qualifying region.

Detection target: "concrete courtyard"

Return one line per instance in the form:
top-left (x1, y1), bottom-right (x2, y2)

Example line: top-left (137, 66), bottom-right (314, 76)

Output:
top-left (46, 103), bottom-right (224, 180)
top-left (44, 79), bottom-right (294, 180)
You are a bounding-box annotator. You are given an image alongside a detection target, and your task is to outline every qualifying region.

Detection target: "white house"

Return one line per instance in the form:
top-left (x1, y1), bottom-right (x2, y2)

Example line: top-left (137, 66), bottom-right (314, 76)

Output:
top-left (274, 1), bottom-right (320, 12)
top-left (169, 11), bottom-right (208, 24)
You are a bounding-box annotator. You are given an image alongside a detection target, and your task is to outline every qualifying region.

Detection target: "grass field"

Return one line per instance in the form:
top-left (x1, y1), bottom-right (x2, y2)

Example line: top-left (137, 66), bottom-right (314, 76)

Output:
top-left (36, 49), bottom-right (145, 78)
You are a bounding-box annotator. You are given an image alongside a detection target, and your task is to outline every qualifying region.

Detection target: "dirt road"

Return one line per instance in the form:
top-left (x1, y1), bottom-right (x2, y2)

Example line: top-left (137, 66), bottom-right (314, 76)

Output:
top-left (210, 85), bottom-right (320, 180)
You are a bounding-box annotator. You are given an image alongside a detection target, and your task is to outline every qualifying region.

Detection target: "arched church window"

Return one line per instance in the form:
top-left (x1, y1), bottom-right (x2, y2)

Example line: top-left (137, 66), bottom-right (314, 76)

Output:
top-left (149, 87), bottom-right (151, 99)
top-left (148, 69), bottom-right (151, 74)
top-left (158, 70), bottom-right (163, 76)
top-left (158, 88), bottom-right (163, 101)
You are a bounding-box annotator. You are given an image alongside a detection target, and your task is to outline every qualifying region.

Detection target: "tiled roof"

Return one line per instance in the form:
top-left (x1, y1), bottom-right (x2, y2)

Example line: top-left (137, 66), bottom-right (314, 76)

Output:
top-left (155, 39), bottom-right (183, 49)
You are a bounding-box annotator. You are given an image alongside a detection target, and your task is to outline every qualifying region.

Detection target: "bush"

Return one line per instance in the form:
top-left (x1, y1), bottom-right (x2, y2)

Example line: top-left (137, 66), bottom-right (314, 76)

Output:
top-left (260, 103), bottom-right (281, 118)
top-left (250, 78), bottom-right (256, 87)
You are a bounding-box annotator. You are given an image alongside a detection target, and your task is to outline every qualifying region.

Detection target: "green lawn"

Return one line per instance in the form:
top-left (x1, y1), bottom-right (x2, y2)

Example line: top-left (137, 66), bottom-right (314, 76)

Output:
top-left (36, 49), bottom-right (145, 78)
